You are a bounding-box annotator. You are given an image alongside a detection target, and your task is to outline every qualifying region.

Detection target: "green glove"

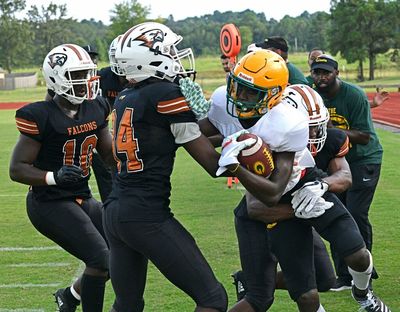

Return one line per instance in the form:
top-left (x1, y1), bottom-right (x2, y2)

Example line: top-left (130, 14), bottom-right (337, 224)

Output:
top-left (179, 77), bottom-right (212, 120)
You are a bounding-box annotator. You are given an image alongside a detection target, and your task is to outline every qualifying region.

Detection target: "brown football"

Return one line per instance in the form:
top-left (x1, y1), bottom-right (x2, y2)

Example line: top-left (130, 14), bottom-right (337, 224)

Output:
top-left (237, 133), bottom-right (274, 177)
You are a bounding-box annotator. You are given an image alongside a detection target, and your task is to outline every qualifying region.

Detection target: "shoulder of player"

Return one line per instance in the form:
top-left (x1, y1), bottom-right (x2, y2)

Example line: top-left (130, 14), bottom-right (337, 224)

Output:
top-left (92, 95), bottom-right (111, 112)
top-left (268, 102), bottom-right (308, 129)
top-left (325, 128), bottom-right (349, 156)
top-left (151, 81), bottom-right (191, 115)
top-left (16, 100), bottom-right (50, 118)
top-left (15, 101), bottom-right (50, 135)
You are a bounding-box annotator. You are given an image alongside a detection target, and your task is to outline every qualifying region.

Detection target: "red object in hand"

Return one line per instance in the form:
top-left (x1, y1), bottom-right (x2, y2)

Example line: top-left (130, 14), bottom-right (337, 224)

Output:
top-left (237, 133), bottom-right (274, 178)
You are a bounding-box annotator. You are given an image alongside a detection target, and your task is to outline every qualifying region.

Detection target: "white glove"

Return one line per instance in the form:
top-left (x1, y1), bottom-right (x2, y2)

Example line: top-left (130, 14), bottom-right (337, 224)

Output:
top-left (216, 130), bottom-right (256, 176)
top-left (179, 77), bottom-right (212, 120)
top-left (291, 180), bottom-right (329, 213)
top-left (294, 197), bottom-right (333, 219)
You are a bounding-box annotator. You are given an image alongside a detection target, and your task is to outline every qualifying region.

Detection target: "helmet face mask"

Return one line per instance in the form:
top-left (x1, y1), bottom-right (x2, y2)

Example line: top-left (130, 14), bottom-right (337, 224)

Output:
top-left (226, 50), bottom-right (288, 119)
top-left (115, 22), bottom-right (195, 83)
top-left (43, 44), bottom-right (99, 105)
top-left (109, 35), bottom-right (125, 76)
top-left (282, 84), bottom-right (329, 154)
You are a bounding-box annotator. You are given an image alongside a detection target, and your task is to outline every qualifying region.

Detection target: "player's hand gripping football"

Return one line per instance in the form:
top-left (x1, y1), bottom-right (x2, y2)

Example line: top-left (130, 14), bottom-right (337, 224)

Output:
top-left (179, 77), bottom-right (212, 120)
top-left (291, 180), bottom-right (332, 218)
top-left (216, 130), bottom-right (257, 176)
top-left (54, 165), bottom-right (84, 186)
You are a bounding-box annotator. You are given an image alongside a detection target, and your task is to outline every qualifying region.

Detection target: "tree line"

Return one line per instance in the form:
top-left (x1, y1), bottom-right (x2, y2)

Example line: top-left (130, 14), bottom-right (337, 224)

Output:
top-left (0, 0), bottom-right (399, 81)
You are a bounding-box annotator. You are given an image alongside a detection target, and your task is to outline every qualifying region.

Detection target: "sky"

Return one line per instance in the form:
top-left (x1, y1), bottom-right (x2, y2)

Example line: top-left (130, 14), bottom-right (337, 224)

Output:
top-left (23, 0), bottom-right (331, 23)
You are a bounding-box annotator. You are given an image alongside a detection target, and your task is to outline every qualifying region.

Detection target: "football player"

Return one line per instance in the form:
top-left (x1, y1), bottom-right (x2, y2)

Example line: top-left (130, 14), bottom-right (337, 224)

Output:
top-left (187, 51), bottom-right (391, 311)
top-left (101, 22), bottom-right (252, 312)
top-left (90, 36), bottom-right (130, 203)
top-left (9, 44), bottom-right (114, 312)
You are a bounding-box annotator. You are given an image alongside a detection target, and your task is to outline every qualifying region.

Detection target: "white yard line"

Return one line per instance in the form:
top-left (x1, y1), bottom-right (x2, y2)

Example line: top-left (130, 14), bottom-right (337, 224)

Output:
top-left (7, 262), bottom-right (70, 267)
top-left (0, 246), bottom-right (61, 252)
top-left (0, 283), bottom-right (60, 288)
top-left (0, 309), bottom-right (45, 312)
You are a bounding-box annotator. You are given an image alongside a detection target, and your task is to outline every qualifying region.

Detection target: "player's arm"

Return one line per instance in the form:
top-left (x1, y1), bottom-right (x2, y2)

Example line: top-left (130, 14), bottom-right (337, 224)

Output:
top-left (198, 117), bottom-right (223, 147)
top-left (183, 133), bottom-right (221, 178)
top-left (231, 151), bottom-right (295, 207)
top-left (324, 156), bottom-right (352, 193)
top-left (95, 126), bottom-right (116, 169)
top-left (9, 134), bottom-right (49, 185)
top-left (246, 191), bottom-right (294, 223)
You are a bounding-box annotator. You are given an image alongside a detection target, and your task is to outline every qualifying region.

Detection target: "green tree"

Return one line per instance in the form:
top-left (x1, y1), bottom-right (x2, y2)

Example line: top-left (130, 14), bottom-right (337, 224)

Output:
top-left (329, 0), bottom-right (398, 81)
top-left (27, 3), bottom-right (77, 65)
top-left (0, 0), bottom-right (33, 72)
top-left (108, 0), bottom-right (150, 41)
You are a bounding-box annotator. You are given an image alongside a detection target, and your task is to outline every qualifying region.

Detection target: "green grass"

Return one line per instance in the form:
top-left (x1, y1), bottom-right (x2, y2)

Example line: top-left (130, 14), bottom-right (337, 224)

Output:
top-left (0, 105), bottom-right (399, 311)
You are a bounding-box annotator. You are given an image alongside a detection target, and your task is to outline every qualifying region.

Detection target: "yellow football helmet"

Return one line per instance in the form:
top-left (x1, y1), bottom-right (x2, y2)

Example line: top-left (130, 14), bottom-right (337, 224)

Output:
top-left (227, 49), bottom-right (288, 119)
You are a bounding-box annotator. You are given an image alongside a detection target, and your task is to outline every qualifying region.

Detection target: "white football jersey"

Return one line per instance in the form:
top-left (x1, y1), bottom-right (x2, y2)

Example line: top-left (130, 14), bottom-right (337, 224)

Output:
top-left (209, 85), bottom-right (315, 194)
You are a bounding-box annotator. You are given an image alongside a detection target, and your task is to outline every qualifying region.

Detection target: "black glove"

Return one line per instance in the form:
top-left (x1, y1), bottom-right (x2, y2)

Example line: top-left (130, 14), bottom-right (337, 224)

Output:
top-left (54, 165), bottom-right (84, 186)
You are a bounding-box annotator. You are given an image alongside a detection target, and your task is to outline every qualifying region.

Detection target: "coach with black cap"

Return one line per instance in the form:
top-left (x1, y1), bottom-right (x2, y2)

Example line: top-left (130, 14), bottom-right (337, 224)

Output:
top-left (311, 54), bottom-right (383, 291)
top-left (82, 45), bottom-right (99, 65)
top-left (251, 36), bottom-right (308, 85)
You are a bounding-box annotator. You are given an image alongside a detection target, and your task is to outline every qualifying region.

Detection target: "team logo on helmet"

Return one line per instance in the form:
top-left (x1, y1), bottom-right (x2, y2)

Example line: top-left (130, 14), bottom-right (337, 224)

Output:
top-left (47, 53), bottom-right (67, 69)
top-left (136, 29), bottom-right (164, 52)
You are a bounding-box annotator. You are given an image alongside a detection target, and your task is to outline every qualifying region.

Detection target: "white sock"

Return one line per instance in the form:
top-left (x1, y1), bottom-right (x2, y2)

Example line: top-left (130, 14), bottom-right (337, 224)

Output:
top-left (348, 249), bottom-right (373, 291)
top-left (70, 285), bottom-right (81, 301)
top-left (316, 304), bottom-right (326, 312)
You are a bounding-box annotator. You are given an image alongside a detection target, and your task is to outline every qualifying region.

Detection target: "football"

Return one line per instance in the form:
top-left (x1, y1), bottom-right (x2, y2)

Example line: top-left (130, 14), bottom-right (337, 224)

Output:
top-left (237, 133), bottom-right (274, 177)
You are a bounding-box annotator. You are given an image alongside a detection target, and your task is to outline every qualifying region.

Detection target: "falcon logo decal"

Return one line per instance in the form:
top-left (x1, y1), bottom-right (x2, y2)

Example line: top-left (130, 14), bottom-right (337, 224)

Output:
top-left (48, 53), bottom-right (67, 69)
top-left (136, 29), bottom-right (164, 51)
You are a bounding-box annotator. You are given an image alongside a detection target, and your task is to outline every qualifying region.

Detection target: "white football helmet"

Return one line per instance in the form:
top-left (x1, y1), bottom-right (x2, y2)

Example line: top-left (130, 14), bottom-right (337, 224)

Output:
top-left (283, 84), bottom-right (329, 155)
top-left (109, 35), bottom-right (125, 76)
top-left (115, 22), bottom-right (195, 83)
top-left (42, 44), bottom-right (99, 104)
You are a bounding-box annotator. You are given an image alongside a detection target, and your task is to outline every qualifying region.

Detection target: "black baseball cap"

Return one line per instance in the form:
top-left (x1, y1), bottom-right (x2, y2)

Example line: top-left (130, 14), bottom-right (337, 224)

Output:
top-left (311, 54), bottom-right (338, 72)
top-left (256, 36), bottom-right (289, 52)
top-left (82, 45), bottom-right (98, 56)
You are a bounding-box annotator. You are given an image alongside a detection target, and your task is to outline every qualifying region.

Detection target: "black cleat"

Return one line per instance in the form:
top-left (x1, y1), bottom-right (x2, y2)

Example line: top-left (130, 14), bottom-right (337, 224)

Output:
top-left (53, 288), bottom-right (79, 312)
top-left (352, 286), bottom-right (391, 312)
top-left (330, 277), bottom-right (352, 291)
top-left (231, 270), bottom-right (247, 301)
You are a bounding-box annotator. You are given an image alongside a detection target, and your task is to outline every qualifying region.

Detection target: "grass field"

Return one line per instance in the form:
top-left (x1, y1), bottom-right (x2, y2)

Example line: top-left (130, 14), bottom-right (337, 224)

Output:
top-left (0, 104), bottom-right (399, 311)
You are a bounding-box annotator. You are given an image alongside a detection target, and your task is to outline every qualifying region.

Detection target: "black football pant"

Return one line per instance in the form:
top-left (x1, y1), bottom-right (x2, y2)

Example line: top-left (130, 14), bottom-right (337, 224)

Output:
top-left (103, 199), bottom-right (228, 312)
top-left (332, 163), bottom-right (381, 282)
top-left (26, 192), bottom-right (109, 270)
top-left (269, 192), bottom-right (365, 301)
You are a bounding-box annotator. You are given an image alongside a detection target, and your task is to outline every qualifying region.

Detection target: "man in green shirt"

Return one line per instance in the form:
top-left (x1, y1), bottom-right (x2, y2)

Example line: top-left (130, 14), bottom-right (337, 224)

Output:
top-left (311, 54), bottom-right (383, 291)
top-left (254, 36), bottom-right (309, 85)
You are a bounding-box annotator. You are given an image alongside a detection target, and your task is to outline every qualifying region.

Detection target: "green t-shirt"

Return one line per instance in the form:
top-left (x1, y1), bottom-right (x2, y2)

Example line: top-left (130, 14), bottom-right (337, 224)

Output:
top-left (319, 80), bottom-right (383, 165)
top-left (287, 62), bottom-right (308, 85)
top-left (305, 74), bottom-right (314, 87)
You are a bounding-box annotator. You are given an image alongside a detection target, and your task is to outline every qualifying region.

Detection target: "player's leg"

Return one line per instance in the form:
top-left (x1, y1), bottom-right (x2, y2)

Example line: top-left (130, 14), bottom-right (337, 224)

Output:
top-left (311, 229), bottom-right (336, 292)
top-left (139, 217), bottom-right (228, 312)
top-left (269, 219), bottom-right (322, 312)
top-left (102, 199), bottom-right (147, 312)
top-left (315, 192), bottom-right (391, 311)
top-left (26, 192), bottom-right (109, 311)
top-left (275, 228), bottom-right (335, 293)
top-left (229, 212), bottom-right (277, 312)
top-left (332, 164), bottom-right (381, 289)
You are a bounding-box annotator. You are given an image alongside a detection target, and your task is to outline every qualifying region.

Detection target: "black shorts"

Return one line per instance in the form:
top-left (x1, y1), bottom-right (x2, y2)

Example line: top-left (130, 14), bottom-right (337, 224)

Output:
top-left (268, 192), bottom-right (365, 300)
top-left (103, 199), bottom-right (227, 312)
top-left (26, 191), bottom-right (109, 270)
